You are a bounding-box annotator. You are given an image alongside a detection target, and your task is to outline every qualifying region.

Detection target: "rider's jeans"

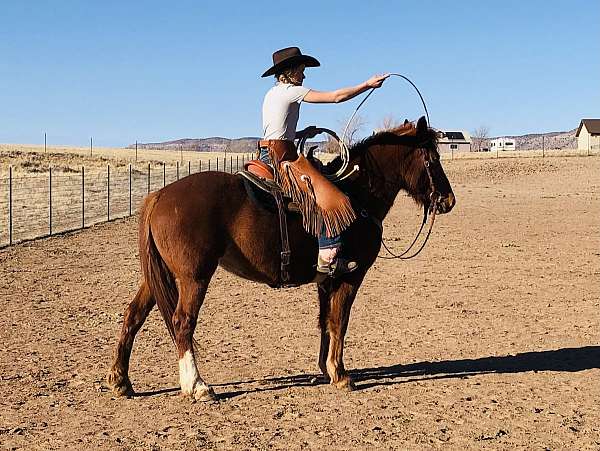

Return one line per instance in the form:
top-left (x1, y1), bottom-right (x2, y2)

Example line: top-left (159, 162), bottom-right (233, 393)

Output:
top-left (259, 147), bottom-right (342, 250)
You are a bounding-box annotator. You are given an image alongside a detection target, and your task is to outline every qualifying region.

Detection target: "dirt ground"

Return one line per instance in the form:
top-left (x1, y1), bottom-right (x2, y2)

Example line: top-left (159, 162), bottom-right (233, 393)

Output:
top-left (0, 156), bottom-right (598, 450)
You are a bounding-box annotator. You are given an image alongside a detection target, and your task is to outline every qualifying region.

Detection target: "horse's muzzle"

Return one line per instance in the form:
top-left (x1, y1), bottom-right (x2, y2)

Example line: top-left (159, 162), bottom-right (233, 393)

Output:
top-left (436, 192), bottom-right (455, 214)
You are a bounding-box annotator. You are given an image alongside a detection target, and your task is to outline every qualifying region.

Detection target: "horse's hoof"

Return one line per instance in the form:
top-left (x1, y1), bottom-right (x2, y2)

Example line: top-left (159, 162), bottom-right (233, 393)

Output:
top-left (332, 377), bottom-right (356, 392)
top-left (106, 372), bottom-right (135, 397)
top-left (193, 385), bottom-right (218, 402)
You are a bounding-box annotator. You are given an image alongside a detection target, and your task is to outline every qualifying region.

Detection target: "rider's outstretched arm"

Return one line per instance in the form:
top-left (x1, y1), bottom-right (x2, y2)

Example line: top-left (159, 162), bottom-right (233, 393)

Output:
top-left (304, 73), bottom-right (389, 104)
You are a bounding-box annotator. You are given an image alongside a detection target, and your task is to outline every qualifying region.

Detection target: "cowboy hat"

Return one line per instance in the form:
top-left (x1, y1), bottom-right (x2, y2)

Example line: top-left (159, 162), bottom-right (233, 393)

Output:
top-left (261, 47), bottom-right (320, 78)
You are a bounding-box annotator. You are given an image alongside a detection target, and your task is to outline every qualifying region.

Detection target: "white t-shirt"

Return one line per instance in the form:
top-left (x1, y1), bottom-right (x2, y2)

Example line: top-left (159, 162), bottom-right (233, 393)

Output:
top-left (262, 83), bottom-right (311, 140)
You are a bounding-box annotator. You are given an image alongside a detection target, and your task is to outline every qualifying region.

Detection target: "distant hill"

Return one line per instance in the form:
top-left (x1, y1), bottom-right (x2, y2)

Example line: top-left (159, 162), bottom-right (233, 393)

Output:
top-left (130, 128), bottom-right (577, 153)
top-left (491, 129), bottom-right (576, 150)
top-left (127, 137), bottom-right (262, 153)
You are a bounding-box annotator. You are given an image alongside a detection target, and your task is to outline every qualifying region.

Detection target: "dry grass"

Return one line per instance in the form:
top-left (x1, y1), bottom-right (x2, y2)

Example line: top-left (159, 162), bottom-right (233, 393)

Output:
top-left (0, 144), bottom-right (253, 245)
top-left (0, 143), bottom-right (252, 176)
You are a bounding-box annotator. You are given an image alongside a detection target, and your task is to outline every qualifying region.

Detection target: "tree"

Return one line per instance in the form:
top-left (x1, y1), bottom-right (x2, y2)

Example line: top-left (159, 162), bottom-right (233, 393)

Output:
top-left (324, 114), bottom-right (367, 154)
top-left (376, 114), bottom-right (402, 132)
top-left (471, 126), bottom-right (490, 152)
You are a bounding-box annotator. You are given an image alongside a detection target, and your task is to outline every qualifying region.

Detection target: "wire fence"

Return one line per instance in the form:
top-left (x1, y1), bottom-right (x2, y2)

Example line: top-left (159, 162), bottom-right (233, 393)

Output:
top-left (0, 154), bottom-right (252, 247)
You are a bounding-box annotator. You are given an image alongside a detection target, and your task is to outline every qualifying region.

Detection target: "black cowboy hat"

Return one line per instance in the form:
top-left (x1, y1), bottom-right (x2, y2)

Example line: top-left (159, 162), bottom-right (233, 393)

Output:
top-left (261, 47), bottom-right (320, 78)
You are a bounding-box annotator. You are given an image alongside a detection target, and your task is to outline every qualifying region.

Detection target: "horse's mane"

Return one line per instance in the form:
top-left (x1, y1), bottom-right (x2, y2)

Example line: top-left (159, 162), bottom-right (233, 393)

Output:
top-left (328, 120), bottom-right (438, 169)
top-left (348, 120), bottom-right (438, 158)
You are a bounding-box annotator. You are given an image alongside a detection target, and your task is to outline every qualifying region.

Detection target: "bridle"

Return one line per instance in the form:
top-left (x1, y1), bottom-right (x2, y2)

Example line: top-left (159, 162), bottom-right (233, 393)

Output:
top-left (377, 144), bottom-right (442, 260)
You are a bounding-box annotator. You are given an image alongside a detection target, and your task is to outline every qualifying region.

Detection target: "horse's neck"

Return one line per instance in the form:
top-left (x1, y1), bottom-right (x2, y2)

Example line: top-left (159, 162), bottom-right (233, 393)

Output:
top-left (356, 145), bottom-right (407, 221)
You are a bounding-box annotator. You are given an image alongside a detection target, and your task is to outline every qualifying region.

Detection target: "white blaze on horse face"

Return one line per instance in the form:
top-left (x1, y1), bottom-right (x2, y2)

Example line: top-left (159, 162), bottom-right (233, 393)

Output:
top-left (178, 350), bottom-right (200, 394)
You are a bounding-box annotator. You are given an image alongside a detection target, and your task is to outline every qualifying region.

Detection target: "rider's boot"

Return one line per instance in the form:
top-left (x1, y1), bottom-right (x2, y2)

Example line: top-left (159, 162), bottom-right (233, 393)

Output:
top-left (316, 246), bottom-right (357, 277)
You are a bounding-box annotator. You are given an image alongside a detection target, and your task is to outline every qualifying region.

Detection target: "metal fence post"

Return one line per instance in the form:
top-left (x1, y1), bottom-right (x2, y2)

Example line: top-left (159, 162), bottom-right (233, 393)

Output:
top-left (8, 166), bottom-right (12, 245)
top-left (82, 166), bottom-right (85, 229)
top-left (163, 162), bottom-right (166, 187)
top-left (49, 166), bottom-right (53, 235)
top-left (199, 160), bottom-right (202, 172)
top-left (148, 163), bottom-right (151, 194)
top-left (107, 164), bottom-right (110, 221)
top-left (236, 155), bottom-right (239, 171)
top-left (208, 159), bottom-right (211, 171)
top-left (188, 160), bottom-right (191, 176)
top-left (129, 163), bottom-right (132, 216)
top-left (177, 161), bottom-right (179, 180)
top-left (216, 158), bottom-right (218, 172)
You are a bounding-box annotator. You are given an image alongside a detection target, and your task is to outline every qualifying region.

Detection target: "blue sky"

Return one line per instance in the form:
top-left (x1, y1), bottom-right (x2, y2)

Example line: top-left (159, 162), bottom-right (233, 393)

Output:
top-left (1, 0), bottom-right (598, 146)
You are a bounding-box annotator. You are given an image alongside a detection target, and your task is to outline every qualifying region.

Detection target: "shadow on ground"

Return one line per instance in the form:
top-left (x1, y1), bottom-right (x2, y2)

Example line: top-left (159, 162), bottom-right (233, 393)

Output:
top-left (206, 346), bottom-right (600, 399)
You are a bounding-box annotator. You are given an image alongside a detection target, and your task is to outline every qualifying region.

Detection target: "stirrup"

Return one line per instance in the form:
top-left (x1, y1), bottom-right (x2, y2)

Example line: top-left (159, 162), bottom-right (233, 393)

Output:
top-left (316, 256), bottom-right (358, 277)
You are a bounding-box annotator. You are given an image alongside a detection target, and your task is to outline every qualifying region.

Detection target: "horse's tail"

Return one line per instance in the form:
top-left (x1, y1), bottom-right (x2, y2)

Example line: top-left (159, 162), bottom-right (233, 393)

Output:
top-left (139, 192), bottom-right (178, 342)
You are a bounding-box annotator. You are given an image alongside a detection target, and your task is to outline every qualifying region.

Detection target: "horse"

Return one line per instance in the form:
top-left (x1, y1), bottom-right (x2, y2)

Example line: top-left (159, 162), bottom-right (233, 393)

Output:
top-left (107, 116), bottom-right (455, 401)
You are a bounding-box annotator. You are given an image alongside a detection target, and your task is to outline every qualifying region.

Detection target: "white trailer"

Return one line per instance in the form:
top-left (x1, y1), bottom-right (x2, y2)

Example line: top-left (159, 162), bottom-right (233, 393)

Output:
top-left (490, 138), bottom-right (516, 151)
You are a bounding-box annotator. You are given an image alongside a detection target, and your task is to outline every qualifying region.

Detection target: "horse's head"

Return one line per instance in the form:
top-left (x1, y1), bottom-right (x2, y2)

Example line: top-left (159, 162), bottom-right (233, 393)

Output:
top-left (341, 116), bottom-right (455, 218)
top-left (408, 116), bottom-right (455, 214)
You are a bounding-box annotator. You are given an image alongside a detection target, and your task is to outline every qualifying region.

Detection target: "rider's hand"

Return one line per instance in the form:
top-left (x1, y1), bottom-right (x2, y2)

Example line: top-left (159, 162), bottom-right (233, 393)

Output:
top-left (366, 73), bottom-right (390, 89)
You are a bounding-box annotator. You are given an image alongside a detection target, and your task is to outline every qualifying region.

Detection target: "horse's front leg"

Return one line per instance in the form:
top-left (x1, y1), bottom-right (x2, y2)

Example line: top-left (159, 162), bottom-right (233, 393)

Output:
top-left (324, 274), bottom-right (364, 390)
top-left (173, 277), bottom-right (217, 402)
top-left (317, 282), bottom-right (331, 380)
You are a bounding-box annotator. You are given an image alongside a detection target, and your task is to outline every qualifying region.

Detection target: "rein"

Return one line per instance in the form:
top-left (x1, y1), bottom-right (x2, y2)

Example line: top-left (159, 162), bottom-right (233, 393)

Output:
top-left (377, 150), bottom-right (441, 260)
top-left (344, 73), bottom-right (439, 260)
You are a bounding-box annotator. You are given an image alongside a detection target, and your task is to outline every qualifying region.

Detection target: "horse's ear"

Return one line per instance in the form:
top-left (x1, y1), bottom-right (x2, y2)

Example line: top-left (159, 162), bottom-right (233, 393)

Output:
top-left (416, 116), bottom-right (428, 135)
top-left (404, 119), bottom-right (409, 125)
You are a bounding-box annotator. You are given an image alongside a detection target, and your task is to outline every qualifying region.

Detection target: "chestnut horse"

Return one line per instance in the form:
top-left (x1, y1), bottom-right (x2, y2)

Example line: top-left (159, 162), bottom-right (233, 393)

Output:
top-left (107, 116), bottom-right (455, 400)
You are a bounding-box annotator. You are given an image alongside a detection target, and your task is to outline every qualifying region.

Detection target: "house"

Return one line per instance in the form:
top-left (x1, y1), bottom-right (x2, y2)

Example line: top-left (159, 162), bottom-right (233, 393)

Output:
top-left (438, 131), bottom-right (471, 153)
top-left (490, 137), bottom-right (516, 151)
top-left (576, 119), bottom-right (600, 151)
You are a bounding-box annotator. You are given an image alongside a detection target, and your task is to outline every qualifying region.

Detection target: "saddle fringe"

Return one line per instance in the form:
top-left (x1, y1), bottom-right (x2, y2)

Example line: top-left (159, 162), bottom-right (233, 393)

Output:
top-left (271, 155), bottom-right (356, 238)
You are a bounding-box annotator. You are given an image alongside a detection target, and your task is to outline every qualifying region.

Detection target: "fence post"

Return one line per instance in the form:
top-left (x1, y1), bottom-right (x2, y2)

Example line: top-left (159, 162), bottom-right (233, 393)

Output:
top-left (236, 155), bottom-right (239, 171)
top-left (223, 157), bottom-right (226, 173)
top-left (230, 156), bottom-right (233, 173)
top-left (49, 166), bottom-right (53, 235)
top-left (90, 137), bottom-right (93, 157)
top-left (542, 135), bottom-right (545, 158)
top-left (163, 162), bottom-right (166, 187)
top-left (216, 158), bottom-right (219, 172)
top-left (208, 159), bottom-right (211, 171)
top-left (148, 163), bottom-right (151, 194)
top-left (199, 160), bottom-right (202, 172)
top-left (188, 160), bottom-right (191, 176)
top-left (177, 161), bottom-right (179, 180)
top-left (8, 166), bottom-right (12, 245)
top-left (107, 164), bottom-right (110, 221)
top-left (82, 166), bottom-right (85, 229)
top-left (129, 163), bottom-right (132, 216)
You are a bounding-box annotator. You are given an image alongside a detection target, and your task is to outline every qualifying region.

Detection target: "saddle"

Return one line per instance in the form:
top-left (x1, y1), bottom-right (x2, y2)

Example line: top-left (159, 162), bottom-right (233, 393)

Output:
top-left (237, 139), bottom-right (357, 287)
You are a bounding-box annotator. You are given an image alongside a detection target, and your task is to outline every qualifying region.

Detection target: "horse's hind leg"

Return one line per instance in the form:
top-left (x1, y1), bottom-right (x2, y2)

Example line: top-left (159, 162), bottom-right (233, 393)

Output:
top-left (173, 277), bottom-right (217, 402)
top-left (107, 281), bottom-right (155, 396)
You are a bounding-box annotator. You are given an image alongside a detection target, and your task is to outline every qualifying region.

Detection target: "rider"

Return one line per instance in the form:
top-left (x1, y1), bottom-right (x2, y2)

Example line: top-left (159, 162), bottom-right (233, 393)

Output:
top-left (260, 46), bottom-right (389, 276)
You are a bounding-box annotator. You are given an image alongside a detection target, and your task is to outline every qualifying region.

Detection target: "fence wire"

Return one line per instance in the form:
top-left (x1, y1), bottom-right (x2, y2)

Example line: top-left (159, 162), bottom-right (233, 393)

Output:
top-left (0, 155), bottom-right (250, 246)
